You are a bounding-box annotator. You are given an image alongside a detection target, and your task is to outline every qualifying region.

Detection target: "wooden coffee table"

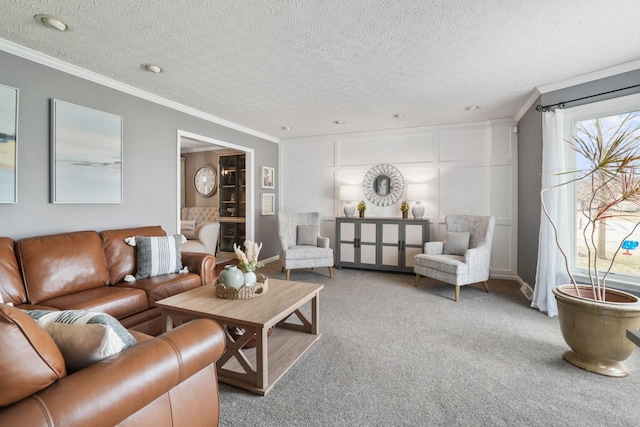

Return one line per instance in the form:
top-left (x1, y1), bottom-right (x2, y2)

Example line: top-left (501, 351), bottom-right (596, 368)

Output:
top-left (156, 278), bottom-right (323, 395)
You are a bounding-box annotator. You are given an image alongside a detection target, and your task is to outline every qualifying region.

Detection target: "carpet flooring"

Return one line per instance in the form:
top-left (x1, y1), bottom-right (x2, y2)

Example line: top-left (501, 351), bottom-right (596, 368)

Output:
top-left (218, 262), bottom-right (640, 427)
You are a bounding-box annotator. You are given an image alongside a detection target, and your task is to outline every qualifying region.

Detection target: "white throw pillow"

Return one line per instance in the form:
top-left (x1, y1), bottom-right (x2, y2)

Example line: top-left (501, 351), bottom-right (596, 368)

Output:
top-left (27, 310), bottom-right (137, 373)
top-left (443, 231), bottom-right (470, 256)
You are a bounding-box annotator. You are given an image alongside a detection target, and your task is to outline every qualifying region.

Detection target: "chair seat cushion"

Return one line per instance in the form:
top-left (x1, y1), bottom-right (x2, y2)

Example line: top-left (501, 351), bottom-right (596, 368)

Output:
top-left (284, 245), bottom-right (333, 260)
top-left (414, 254), bottom-right (468, 275)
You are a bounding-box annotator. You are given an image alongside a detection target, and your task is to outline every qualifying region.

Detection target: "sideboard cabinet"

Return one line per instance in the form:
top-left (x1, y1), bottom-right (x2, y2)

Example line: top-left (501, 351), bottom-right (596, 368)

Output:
top-left (335, 217), bottom-right (429, 273)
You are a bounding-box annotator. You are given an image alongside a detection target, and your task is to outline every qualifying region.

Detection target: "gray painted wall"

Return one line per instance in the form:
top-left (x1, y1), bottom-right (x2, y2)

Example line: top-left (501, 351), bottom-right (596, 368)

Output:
top-left (0, 51), bottom-right (280, 259)
top-left (517, 69), bottom-right (640, 287)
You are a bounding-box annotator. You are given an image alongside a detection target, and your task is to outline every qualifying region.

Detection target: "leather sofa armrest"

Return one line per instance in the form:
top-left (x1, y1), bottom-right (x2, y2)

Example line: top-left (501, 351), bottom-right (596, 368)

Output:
top-left (181, 252), bottom-right (216, 285)
top-left (0, 319), bottom-right (225, 427)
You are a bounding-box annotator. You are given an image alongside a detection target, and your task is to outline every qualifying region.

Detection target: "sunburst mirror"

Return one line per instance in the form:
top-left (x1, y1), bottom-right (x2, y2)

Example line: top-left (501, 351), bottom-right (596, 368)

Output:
top-left (362, 164), bottom-right (405, 207)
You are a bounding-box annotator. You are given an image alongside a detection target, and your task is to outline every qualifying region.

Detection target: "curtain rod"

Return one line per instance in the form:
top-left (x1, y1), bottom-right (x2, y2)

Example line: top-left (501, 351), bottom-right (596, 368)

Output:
top-left (535, 83), bottom-right (640, 112)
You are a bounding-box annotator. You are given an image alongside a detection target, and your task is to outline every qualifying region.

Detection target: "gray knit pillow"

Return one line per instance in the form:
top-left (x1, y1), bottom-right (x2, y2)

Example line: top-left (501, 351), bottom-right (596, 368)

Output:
top-left (132, 234), bottom-right (184, 279)
top-left (296, 225), bottom-right (319, 246)
top-left (443, 231), bottom-right (470, 256)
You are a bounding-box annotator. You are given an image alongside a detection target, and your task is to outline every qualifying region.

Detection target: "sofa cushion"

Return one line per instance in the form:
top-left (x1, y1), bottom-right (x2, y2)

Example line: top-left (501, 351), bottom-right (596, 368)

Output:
top-left (100, 226), bottom-right (166, 284)
top-left (126, 235), bottom-right (185, 280)
top-left (296, 225), bottom-right (319, 246)
top-left (39, 286), bottom-right (149, 320)
top-left (443, 231), bottom-right (470, 256)
top-left (27, 310), bottom-right (137, 373)
top-left (0, 237), bottom-right (26, 305)
top-left (0, 304), bottom-right (66, 406)
top-left (17, 231), bottom-right (110, 304)
top-left (116, 273), bottom-right (202, 307)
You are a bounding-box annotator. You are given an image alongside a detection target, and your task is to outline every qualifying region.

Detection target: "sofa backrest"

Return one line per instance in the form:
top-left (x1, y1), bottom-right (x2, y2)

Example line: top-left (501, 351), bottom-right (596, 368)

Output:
top-left (0, 304), bottom-right (66, 407)
top-left (181, 207), bottom-right (219, 225)
top-left (0, 237), bottom-right (27, 305)
top-left (100, 225), bottom-right (166, 284)
top-left (16, 231), bottom-right (110, 304)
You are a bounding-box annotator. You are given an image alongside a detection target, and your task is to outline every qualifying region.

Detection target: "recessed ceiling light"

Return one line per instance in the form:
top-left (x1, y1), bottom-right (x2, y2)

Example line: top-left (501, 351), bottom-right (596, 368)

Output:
top-left (141, 63), bottom-right (163, 74)
top-left (34, 14), bottom-right (68, 32)
top-left (281, 126), bottom-right (292, 131)
top-left (393, 113), bottom-right (405, 118)
top-left (333, 120), bottom-right (345, 125)
top-left (465, 105), bottom-right (481, 111)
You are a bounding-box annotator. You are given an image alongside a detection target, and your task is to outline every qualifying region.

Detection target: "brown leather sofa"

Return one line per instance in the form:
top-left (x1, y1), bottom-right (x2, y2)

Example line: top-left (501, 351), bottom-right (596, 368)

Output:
top-left (0, 303), bottom-right (225, 426)
top-left (0, 225), bottom-right (216, 336)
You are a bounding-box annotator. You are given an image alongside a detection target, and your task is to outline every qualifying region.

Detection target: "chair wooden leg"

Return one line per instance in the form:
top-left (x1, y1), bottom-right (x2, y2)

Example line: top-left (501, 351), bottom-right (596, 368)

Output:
top-left (415, 274), bottom-right (420, 287)
top-left (482, 281), bottom-right (490, 293)
top-left (455, 285), bottom-right (460, 302)
top-left (281, 266), bottom-right (285, 272)
top-left (328, 267), bottom-right (333, 278)
top-left (286, 269), bottom-right (291, 280)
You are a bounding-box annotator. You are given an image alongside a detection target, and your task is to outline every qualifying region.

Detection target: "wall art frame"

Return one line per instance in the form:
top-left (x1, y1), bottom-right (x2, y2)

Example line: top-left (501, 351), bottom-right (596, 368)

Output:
top-left (51, 99), bottom-right (123, 203)
top-left (261, 166), bottom-right (275, 189)
top-left (0, 83), bottom-right (19, 203)
top-left (362, 164), bottom-right (405, 207)
top-left (261, 193), bottom-right (275, 215)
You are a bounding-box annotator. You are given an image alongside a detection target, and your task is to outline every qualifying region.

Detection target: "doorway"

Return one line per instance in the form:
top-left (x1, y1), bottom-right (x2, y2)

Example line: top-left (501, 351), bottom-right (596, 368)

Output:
top-left (177, 130), bottom-right (255, 247)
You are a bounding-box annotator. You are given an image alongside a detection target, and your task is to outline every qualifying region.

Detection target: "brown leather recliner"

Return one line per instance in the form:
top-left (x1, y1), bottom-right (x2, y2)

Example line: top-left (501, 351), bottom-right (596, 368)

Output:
top-left (0, 304), bottom-right (225, 427)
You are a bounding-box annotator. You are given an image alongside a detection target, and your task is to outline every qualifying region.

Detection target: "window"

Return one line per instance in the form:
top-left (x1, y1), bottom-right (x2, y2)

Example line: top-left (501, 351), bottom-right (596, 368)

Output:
top-left (563, 93), bottom-right (640, 290)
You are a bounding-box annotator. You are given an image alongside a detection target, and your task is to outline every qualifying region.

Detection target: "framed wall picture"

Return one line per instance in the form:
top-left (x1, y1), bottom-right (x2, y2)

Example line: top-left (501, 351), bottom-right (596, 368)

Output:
top-left (261, 166), bottom-right (275, 189)
top-left (51, 100), bottom-right (123, 203)
top-left (261, 193), bottom-right (275, 215)
top-left (0, 83), bottom-right (18, 203)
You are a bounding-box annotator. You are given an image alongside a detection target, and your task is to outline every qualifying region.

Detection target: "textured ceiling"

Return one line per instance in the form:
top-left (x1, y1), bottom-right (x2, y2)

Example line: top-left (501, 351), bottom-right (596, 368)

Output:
top-left (1, 0), bottom-right (640, 140)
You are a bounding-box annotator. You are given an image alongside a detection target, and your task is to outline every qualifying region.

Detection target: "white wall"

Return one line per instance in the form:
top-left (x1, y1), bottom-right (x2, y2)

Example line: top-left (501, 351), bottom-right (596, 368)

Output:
top-left (279, 119), bottom-right (518, 277)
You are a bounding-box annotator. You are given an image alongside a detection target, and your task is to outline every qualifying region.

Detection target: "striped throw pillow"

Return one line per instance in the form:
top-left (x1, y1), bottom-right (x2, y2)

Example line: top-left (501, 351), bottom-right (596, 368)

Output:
top-left (128, 234), bottom-right (186, 280)
top-left (27, 310), bottom-right (137, 372)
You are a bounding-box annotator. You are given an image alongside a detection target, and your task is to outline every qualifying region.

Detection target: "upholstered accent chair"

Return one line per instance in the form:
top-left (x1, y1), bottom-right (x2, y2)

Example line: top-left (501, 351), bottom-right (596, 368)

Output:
top-left (180, 207), bottom-right (220, 255)
top-left (414, 214), bottom-right (496, 302)
top-left (277, 212), bottom-right (334, 280)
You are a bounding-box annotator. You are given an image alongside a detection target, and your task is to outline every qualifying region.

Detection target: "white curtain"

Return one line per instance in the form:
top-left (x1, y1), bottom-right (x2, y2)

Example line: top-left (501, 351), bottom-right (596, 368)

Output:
top-left (532, 110), bottom-right (572, 317)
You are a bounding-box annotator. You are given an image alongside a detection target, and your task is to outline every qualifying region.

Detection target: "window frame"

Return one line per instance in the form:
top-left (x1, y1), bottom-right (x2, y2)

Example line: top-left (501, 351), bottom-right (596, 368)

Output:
top-left (562, 92), bottom-right (640, 293)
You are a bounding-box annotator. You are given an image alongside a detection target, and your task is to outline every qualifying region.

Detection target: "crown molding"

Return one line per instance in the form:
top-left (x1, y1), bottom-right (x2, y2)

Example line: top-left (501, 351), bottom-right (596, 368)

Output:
top-left (514, 88), bottom-right (542, 122)
top-left (536, 58), bottom-right (640, 94)
top-left (0, 38), bottom-right (279, 144)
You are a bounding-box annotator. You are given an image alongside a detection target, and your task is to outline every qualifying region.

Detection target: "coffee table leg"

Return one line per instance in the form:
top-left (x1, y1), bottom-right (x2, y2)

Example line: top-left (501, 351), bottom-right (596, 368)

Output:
top-left (255, 327), bottom-right (269, 389)
top-left (311, 294), bottom-right (320, 335)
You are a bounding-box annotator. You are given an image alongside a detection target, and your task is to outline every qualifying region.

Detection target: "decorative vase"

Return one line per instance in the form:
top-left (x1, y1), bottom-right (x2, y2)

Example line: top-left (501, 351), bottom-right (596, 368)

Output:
top-left (402, 211), bottom-right (408, 219)
top-left (412, 201), bottom-right (425, 219)
top-left (553, 284), bottom-right (640, 377)
top-left (243, 271), bottom-right (257, 285)
top-left (359, 211), bottom-right (365, 218)
top-left (218, 265), bottom-right (244, 289)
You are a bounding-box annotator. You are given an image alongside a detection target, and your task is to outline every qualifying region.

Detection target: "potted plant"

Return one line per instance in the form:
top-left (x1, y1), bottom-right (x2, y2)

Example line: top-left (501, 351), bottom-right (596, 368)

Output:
top-left (357, 200), bottom-right (366, 218)
top-left (400, 200), bottom-right (409, 218)
top-left (542, 113), bottom-right (640, 377)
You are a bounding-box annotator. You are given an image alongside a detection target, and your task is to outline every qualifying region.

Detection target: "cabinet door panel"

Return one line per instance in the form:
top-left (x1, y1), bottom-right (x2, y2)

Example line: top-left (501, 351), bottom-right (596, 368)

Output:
top-left (404, 247), bottom-right (422, 268)
top-left (361, 223), bottom-right (377, 243)
top-left (340, 222), bottom-right (355, 241)
top-left (405, 224), bottom-right (424, 245)
top-left (340, 243), bottom-right (355, 263)
top-left (382, 223), bottom-right (399, 244)
top-left (360, 245), bottom-right (377, 265)
top-left (382, 246), bottom-right (399, 266)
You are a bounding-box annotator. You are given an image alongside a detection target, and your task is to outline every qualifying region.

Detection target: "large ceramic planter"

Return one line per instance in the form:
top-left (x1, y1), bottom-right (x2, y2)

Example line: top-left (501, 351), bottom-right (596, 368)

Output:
top-left (553, 284), bottom-right (640, 377)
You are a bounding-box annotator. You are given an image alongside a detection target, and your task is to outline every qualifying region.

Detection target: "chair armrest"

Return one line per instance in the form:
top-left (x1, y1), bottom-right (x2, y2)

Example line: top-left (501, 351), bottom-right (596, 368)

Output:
top-left (0, 319), bottom-right (225, 427)
top-left (196, 222), bottom-right (220, 255)
top-left (280, 238), bottom-right (290, 252)
top-left (464, 244), bottom-right (491, 278)
top-left (317, 235), bottom-right (330, 248)
top-left (181, 252), bottom-right (216, 285)
top-left (424, 241), bottom-right (444, 255)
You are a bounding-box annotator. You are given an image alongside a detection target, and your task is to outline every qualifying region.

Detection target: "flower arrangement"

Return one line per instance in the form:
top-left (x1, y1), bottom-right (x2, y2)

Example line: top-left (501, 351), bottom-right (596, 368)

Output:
top-left (400, 200), bottom-right (409, 212)
top-left (233, 240), bottom-right (264, 272)
top-left (357, 201), bottom-right (366, 212)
